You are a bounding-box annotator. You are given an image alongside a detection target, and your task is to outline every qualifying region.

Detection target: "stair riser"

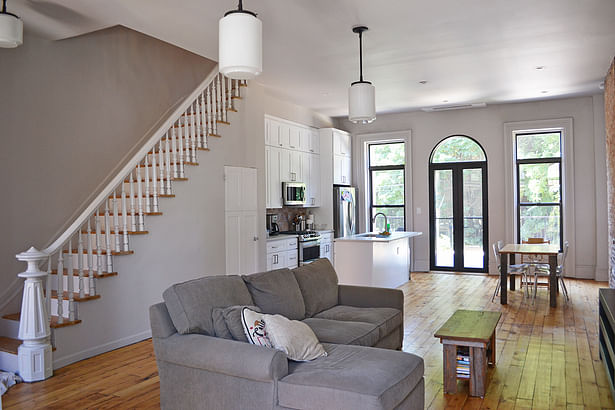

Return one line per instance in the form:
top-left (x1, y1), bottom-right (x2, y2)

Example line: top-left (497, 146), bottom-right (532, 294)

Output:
top-left (0, 350), bottom-right (18, 373)
top-left (0, 318), bottom-right (20, 339)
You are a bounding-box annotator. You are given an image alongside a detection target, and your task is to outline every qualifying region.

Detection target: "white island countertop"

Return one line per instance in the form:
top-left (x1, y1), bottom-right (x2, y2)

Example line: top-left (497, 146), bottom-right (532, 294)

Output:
top-left (335, 231), bottom-right (422, 242)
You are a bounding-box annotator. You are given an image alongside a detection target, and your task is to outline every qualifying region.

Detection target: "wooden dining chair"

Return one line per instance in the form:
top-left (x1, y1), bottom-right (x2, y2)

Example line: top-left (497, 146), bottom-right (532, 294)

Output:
top-left (491, 241), bottom-right (530, 301)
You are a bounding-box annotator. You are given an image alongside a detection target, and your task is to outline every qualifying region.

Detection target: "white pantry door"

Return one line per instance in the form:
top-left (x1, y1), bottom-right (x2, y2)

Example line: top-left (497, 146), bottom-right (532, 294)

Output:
top-left (225, 166), bottom-right (259, 275)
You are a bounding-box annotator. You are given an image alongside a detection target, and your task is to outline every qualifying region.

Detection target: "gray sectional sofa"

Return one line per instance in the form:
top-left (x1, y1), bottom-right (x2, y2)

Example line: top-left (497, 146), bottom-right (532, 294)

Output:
top-left (150, 258), bottom-right (424, 409)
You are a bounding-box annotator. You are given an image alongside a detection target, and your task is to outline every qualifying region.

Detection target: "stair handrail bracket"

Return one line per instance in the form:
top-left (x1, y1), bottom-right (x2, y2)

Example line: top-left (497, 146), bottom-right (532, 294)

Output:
top-left (16, 246), bottom-right (53, 382)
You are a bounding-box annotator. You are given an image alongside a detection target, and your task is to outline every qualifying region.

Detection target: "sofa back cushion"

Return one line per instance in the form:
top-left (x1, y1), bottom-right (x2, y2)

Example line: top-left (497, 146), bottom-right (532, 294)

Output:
top-left (292, 258), bottom-right (339, 317)
top-left (163, 275), bottom-right (253, 335)
top-left (243, 268), bottom-right (306, 320)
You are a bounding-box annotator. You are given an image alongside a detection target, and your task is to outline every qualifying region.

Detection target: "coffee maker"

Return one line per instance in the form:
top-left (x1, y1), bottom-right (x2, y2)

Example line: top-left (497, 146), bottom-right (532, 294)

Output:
top-left (266, 214), bottom-right (280, 236)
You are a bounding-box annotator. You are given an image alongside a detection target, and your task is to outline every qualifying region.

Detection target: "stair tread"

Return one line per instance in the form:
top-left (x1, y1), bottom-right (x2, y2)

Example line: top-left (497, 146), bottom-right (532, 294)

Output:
top-left (63, 249), bottom-right (134, 256)
top-left (80, 230), bottom-right (148, 235)
top-left (137, 162), bottom-right (198, 167)
top-left (92, 211), bottom-right (162, 216)
top-left (0, 336), bottom-right (20, 355)
top-left (216, 120), bottom-right (230, 125)
top-left (51, 269), bottom-right (118, 278)
top-left (108, 194), bottom-right (175, 199)
top-left (49, 290), bottom-right (101, 302)
top-left (3, 313), bottom-right (82, 329)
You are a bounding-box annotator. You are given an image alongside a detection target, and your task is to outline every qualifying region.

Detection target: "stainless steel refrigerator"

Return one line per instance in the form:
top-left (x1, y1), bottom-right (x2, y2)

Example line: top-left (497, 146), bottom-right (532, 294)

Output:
top-left (333, 186), bottom-right (357, 238)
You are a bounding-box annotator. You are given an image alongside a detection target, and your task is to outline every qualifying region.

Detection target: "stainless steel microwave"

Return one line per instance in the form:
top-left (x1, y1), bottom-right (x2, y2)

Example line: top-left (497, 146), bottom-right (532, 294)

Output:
top-left (283, 182), bottom-right (306, 205)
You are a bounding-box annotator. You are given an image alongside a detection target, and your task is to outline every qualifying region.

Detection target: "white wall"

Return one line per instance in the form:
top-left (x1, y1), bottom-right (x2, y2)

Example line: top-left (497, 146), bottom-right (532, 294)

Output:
top-left (337, 95), bottom-right (607, 279)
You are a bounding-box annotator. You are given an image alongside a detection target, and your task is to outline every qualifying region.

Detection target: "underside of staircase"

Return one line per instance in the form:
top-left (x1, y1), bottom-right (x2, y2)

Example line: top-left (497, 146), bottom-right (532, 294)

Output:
top-left (0, 70), bottom-right (247, 376)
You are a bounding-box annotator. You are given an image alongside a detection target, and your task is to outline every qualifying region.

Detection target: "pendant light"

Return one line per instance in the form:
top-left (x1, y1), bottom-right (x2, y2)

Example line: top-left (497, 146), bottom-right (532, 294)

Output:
top-left (348, 26), bottom-right (375, 124)
top-left (0, 0), bottom-right (22, 48)
top-left (219, 0), bottom-right (262, 80)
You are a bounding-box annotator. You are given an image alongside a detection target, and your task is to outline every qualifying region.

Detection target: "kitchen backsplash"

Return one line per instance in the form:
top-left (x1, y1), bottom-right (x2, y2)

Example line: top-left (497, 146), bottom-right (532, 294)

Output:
top-left (267, 207), bottom-right (310, 231)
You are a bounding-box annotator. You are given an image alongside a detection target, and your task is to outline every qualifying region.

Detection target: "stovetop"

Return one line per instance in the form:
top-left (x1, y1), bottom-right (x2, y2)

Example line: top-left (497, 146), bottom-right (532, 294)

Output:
top-left (280, 230), bottom-right (321, 241)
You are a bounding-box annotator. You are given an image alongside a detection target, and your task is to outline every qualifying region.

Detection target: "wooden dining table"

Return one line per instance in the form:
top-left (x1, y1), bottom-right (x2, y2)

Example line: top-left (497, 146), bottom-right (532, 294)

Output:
top-left (499, 243), bottom-right (560, 307)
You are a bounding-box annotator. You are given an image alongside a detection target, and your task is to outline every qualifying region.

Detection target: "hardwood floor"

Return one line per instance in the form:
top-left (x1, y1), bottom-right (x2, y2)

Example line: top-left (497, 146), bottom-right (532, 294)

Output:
top-left (2, 273), bottom-right (612, 409)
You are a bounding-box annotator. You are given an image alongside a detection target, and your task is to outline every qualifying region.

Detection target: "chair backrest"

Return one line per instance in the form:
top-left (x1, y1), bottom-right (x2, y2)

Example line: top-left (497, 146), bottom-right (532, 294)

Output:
top-left (492, 242), bottom-right (501, 266)
top-left (559, 240), bottom-right (569, 270)
top-left (521, 238), bottom-right (549, 263)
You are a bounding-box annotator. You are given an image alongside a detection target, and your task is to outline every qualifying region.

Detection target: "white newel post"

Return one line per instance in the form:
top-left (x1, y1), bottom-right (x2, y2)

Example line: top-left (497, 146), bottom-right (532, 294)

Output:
top-left (16, 247), bottom-right (53, 382)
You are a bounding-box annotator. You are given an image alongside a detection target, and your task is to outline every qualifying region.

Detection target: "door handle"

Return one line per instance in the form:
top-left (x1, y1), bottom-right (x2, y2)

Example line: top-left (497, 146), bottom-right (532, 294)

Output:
top-left (253, 236), bottom-right (259, 241)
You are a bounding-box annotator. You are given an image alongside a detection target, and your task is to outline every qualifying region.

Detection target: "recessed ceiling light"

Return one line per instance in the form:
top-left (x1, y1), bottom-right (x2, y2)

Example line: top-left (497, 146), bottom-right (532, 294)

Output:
top-left (442, 100), bottom-right (448, 103)
top-left (419, 80), bottom-right (428, 85)
top-left (541, 90), bottom-right (548, 94)
top-left (535, 66), bottom-right (545, 70)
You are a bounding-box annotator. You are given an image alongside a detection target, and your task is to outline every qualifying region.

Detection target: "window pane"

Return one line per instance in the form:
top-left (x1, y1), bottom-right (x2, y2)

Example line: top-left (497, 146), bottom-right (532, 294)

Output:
top-left (372, 170), bottom-right (404, 205)
top-left (435, 218), bottom-right (454, 267)
top-left (520, 205), bottom-right (560, 245)
top-left (516, 132), bottom-right (561, 160)
top-left (431, 136), bottom-right (486, 163)
top-left (463, 169), bottom-right (482, 217)
top-left (434, 170), bottom-right (453, 218)
top-left (372, 207), bottom-right (405, 232)
top-left (519, 163), bottom-right (560, 203)
top-left (369, 143), bottom-right (405, 166)
top-left (464, 218), bottom-right (484, 269)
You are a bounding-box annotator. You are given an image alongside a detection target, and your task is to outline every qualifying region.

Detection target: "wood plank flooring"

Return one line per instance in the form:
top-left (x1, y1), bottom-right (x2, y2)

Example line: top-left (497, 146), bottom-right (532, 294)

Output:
top-left (2, 273), bottom-right (613, 409)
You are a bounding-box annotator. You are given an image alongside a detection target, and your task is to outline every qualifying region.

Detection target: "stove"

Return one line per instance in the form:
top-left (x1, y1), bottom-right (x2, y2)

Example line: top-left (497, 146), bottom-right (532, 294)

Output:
top-left (280, 230), bottom-right (321, 242)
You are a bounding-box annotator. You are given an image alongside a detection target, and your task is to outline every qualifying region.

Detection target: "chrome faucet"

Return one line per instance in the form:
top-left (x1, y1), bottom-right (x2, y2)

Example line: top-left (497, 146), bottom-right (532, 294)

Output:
top-left (372, 212), bottom-right (388, 234)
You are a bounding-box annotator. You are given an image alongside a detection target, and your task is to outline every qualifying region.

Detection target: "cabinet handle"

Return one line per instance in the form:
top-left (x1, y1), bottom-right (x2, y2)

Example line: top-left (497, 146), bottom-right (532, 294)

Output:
top-left (254, 236), bottom-right (259, 241)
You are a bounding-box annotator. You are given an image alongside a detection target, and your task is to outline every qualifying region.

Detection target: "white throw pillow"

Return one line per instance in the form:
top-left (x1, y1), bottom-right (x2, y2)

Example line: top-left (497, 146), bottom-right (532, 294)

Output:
top-left (241, 307), bottom-right (273, 348)
top-left (263, 313), bottom-right (328, 361)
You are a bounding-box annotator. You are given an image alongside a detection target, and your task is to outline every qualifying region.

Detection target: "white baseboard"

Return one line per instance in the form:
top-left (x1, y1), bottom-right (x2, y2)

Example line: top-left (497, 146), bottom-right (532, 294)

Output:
top-left (595, 267), bottom-right (609, 282)
top-left (574, 265), bottom-right (596, 280)
top-left (53, 329), bottom-right (152, 370)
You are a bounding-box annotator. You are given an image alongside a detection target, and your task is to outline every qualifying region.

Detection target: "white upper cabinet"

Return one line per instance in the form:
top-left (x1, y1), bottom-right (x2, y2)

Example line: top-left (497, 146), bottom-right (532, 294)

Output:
top-left (266, 146), bottom-right (283, 208)
top-left (288, 126), bottom-right (300, 150)
top-left (279, 123), bottom-right (291, 149)
top-left (333, 130), bottom-right (351, 157)
top-left (309, 130), bottom-right (320, 154)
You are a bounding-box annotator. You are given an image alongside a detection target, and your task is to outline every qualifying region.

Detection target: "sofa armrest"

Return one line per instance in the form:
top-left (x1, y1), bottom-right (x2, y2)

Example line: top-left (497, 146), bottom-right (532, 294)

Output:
top-left (154, 333), bottom-right (288, 382)
top-left (338, 284), bottom-right (404, 312)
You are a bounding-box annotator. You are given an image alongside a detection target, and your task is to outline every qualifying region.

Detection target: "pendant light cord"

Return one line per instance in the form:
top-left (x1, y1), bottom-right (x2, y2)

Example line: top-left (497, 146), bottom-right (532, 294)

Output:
top-left (2, 0), bottom-right (7, 14)
top-left (358, 30), bottom-right (364, 82)
top-left (237, 0), bottom-right (243, 11)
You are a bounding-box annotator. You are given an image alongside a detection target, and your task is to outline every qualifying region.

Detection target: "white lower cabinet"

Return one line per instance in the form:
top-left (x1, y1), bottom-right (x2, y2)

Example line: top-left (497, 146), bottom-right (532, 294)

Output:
top-left (267, 237), bottom-right (298, 270)
top-left (319, 232), bottom-right (333, 263)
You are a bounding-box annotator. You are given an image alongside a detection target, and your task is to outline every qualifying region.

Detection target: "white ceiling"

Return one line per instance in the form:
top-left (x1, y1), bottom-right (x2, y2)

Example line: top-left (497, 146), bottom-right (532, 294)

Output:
top-left (11, 0), bottom-right (615, 117)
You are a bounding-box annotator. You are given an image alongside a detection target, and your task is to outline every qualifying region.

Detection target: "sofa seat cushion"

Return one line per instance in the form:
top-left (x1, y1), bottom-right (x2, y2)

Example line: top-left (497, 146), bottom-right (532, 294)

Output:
top-left (163, 275), bottom-right (253, 335)
top-left (314, 305), bottom-right (402, 339)
top-left (243, 268), bottom-right (306, 320)
top-left (302, 318), bottom-right (379, 347)
top-left (278, 344), bottom-right (424, 410)
top-left (292, 258), bottom-right (339, 317)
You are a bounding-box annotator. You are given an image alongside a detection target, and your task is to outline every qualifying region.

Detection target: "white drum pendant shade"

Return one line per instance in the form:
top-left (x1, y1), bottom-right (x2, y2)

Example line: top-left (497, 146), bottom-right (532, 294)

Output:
top-left (0, 12), bottom-right (22, 48)
top-left (349, 81), bottom-right (376, 124)
top-left (219, 12), bottom-right (262, 80)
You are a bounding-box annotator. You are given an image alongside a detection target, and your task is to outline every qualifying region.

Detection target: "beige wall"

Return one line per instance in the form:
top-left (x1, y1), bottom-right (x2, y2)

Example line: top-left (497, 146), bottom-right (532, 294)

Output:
top-left (337, 95), bottom-right (608, 280)
top-left (0, 26), bottom-right (215, 313)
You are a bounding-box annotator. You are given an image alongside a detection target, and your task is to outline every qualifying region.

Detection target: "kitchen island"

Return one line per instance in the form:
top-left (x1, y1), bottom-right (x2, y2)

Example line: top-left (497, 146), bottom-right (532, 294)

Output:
top-left (334, 232), bottom-right (422, 288)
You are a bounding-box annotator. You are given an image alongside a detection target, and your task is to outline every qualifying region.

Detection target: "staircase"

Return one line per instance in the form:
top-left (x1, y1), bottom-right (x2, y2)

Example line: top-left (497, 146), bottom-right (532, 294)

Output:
top-left (0, 68), bottom-right (246, 378)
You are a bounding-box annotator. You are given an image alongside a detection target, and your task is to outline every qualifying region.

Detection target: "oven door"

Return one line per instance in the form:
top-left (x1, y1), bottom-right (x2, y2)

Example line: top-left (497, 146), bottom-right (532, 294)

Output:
top-left (299, 239), bottom-right (321, 264)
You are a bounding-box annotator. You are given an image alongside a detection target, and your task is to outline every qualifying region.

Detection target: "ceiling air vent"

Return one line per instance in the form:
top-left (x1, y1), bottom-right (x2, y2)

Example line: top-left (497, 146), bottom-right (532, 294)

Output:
top-left (421, 102), bottom-right (486, 112)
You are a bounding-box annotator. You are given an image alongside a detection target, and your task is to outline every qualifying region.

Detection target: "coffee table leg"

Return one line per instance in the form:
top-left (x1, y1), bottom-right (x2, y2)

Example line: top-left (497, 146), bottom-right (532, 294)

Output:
top-left (443, 344), bottom-right (457, 394)
top-left (470, 346), bottom-right (486, 397)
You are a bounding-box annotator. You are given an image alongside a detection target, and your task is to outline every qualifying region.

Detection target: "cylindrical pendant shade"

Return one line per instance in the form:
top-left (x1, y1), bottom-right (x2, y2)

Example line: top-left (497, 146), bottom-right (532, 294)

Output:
top-left (219, 12), bottom-right (262, 80)
top-left (348, 81), bottom-right (376, 124)
top-left (0, 13), bottom-right (23, 48)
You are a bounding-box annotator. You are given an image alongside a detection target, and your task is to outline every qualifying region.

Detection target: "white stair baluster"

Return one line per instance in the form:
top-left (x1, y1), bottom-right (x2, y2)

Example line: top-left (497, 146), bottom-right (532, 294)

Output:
top-left (113, 191), bottom-right (120, 252)
top-left (129, 171), bottom-right (137, 231)
top-left (200, 93), bottom-right (208, 149)
top-left (136, 165), bottom-right (145, 231)
top-left (67, 239), bottom-right (75, 321)
top-left (211, 82), bottom-right (218, 135)
top-left (190, 105), bottom-right (197, 161)
top-left (104, 202), bottom-right (113, 271)
top-left (121, 184), bottom-right (129, 251)
top-left (221, 75), bottom-right (227, 122)
top-left (159, 140), bottom-right (168, 196)
top-left (164, 136), bottom-right (172, 194)
top-left (195, 97), bottom-right (204, 148)
top-left (178, 121), bottom-right (186, 178)
top-left (152, 145), bottom-right (160, 212)
top-left (46, 255), bottom-right (52, 325)
top-left (56, 249), bottom-right (64, 324)
top-left (144, 155), bottom-right (151, 213)
top-left (171, 127), bottom-right (178, 178)
top-left (87, 219), bottom-right (94, 294)
top-left (216, 75), bottom-right (222, 121)
top-left (206, 86), bottom-right (213, 136)
top-left (95, 209), bottom-right (101, 295)
top-left (78, 230), bottom-right (85, 299)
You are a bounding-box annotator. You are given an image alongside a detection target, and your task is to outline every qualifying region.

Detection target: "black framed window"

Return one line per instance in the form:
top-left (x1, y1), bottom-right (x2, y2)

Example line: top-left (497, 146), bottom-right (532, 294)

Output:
top-left (515, 131), bottom-right (563, 249)
top-left (368, 142), bottom-right (405, 232)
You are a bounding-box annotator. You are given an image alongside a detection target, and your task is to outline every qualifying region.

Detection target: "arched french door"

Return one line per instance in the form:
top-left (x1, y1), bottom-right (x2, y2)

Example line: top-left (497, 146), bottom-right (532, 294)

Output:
top-left (429, 135), bottom-right (488, 273)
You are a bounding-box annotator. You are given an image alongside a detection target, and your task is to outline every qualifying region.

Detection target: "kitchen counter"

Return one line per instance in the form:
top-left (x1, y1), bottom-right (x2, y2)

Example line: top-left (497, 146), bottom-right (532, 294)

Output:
top-left (266, 234), bottom-right (298, 242)
top-left (333, 232), bottom-right (422, 288)
top-left (334, 231), bottom-right (422, 243)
